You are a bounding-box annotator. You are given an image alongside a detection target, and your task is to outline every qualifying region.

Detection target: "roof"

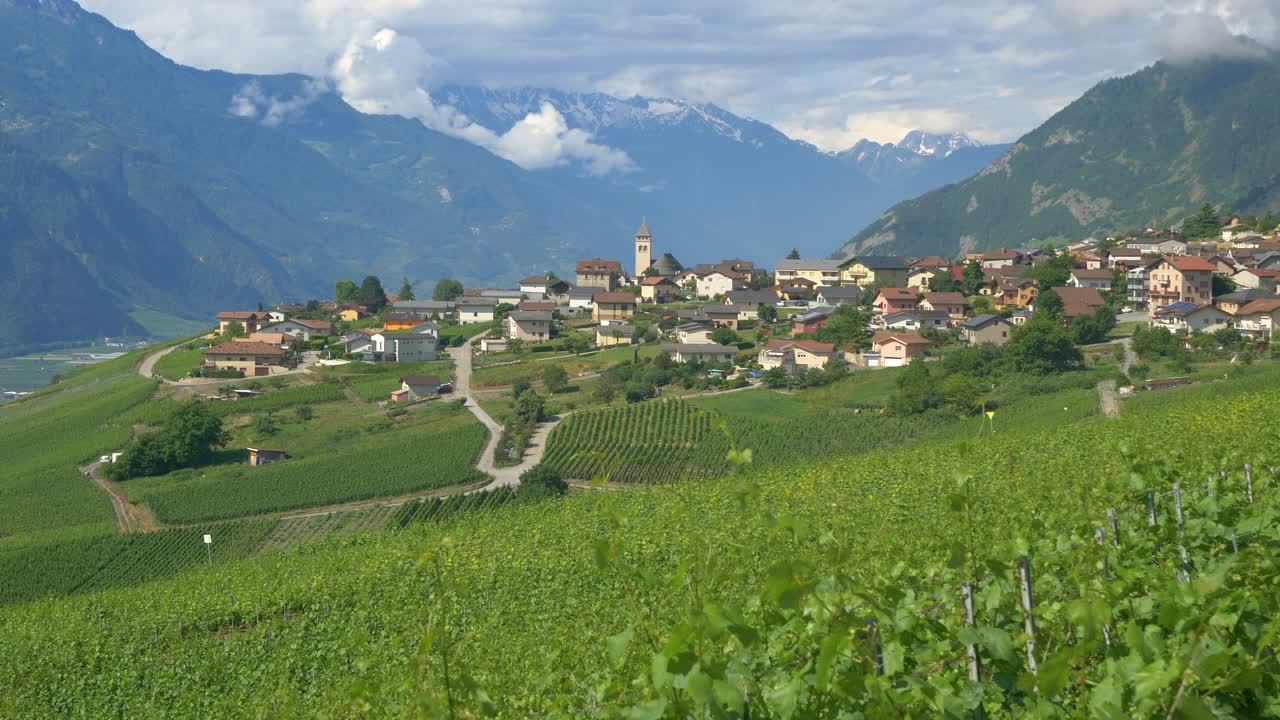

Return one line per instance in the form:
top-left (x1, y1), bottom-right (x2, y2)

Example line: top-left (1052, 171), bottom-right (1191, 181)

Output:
top-left (509, 311), bottom-right (553, 322)
top-left (1163, 255), bottom-right (1216, 272)
top-left (1052, 286), bottom-right (1107, 318)
top-left (793, 307), bottom-right (836, 323)
top-left (876, 287), bottom-right (920, 301)
top-left (401, 375), bottom-right (442, 386)
top-left (651, 253), bottom-right (683, 271)
top-left (922, 292), bottom-right (968, 305)
top-left (704, 304), bottom-right (742, 315)
top-left (246, 447), bottom-right (288, 454)
top-left (518, 302), bottom-right (555, 311)
top-left (1155, 301), bottom-right (1218, 318)
top-left (660, 343), bottom-right (738, 354)
top-left (593, 292), bottom-right (637, 304)
top-left (394, 300), bottom-right (455, 310)
top-left (456, 297), bottom-right (499, 308)
top-left (569, 288), bottom-right (598, 298)
top-left (911, 256), bottom-right (952, 269)
top-left (344, 328), bottom-right (377, 338)
top-left (1235, 299), bottom-right (1280, 316)
top-left (1108, 247), bottom-right (1143, 257)
top-left (519, 275), bottom-right (549, 285)
top-left (576, 258), bottom-right (623, 273)
top-left (597, 324), bottom-right (636, 336)
top-left (1070, 268), bottom-right (1115, 280)
top-left (961, 313), bottom-right (1008, 330)
top-left (1238, 267), bottom-right (1280, 278)
top-left (1215, 289), bottom-right (1279, 304)
top-left (293, 318), bottom-right (332, 331)
top-left (980, 249), bottom-right (1022, 260)
top-left (204, 341), bottom-right (285, 356)
top-left (849, 255), bottom-right (908, 270)
top-left (216, 311), bottom-right (261, 320)
top-left (775, 258), bottom-right (844, 272)
top-left (816, 285), bottom-right (864, 298)
top-left (725, 290), bottom-right (778, 304)
top-left (246, 333), bottom-right (289, 344)
top-left (872, 331), bottom-right (930, 347)
top-left (676, 321), bottom-right (712, 331)
top-left (640, 275), bottom-right (677, 286)
top-left (636, 221), bottom-right (650, 236)
top-left (767, 339), bottom-right (835, 353)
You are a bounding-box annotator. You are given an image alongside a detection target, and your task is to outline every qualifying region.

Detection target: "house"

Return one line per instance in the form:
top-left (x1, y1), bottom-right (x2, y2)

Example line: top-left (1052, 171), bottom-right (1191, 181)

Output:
top-left (456, 298), bottom-right (498, 324)
top-left (978, 249), bottom-right (1024, 269)
top-left (519, 275), bottom-right (552, 295)
top-left (576, 258), bottom-right (623, 291)
top-left (393, 300), bottom-right (456, 315)
top-left (474, 288), bottom-right (528, 305)
top-left (774, 258), bottom-right (843, 286)
top-left (1147, 255), bottom-right (1215, 310)
top-left (1214, 289), bottom-right (1280, 316)
top-left (504, 311), bottom-right (553, 342)
top-left (838, 255), bottom-right (909, 287)
top-left (676, 322), bottom-right (715, 344)
top-left (758, 339), bottom-right (836, 373)
top-left (1232, 268), bottom-right (1280, 293)
top-left (1152, 302), bottom-right (1231, 334)
top-left (1080, 252), bottom-right (1106, 270)
top-left (906, 267), bottom-right (942, 289)
top-left (258, 318), bottom-right (333, 341)
top-left (391, 375), bottom-right (443, 402)
top-left (1126, 257), bottom-right (1160, 309)
top-left (596, 323), bottom-right (637, 347)
top-left (725, 290), bottom-right (778, 315)
top-left (870, 332), bottom-right (930, 367)
top-left (1232, 299), bottom-right (1280, 340)
top-left (660, 343), bottom-right (738, 365)
top-left (775, 281), bottom-right (816, 303)
top-left (911, 256), bottom-right (952, 271)
top-left (203, 341), bottom-right (286, 375)
top-left (649, 252), bottom-right (685, 279)
top-left (640, 276), bottom-right (681, 303)
top-left (216, 311), bottom-right (265, 334)
top-left (1209, 255), bottom-right (1242, 277)
top-left (544, 280), bottom-right (575, 305)
top-left (815, 285), bottom-right (864, 306)
top-left (696, 270), bottom-right (749, 298)
top-left (374, 331), bottom-right (438, 362)
top-left (343, 328), bottom-right (378, 356)
top-left (1051, 286), bottom-right (1107, 319)
top-left (568, 287), bottom-right (597, 311)
top-left (1009, 309), bottom-right (1033, 326)
top-left (872, 287), bottom-right (920, 315)
top-left (337, 307), bottom-right (367, 322)
top-left (919, 292), bottom-right (969, 321)
top-left (883, 310), bottom-right (949, 332)
top-left (704, 305), bottom-right (743, 330)
top-left (1068, 268), bottom-right (1115, 291)
top-left (791, 306), bottom-right (835, 334)
top-left (959, 314), bottom-right (1013, 346)
top-left (245, 332), bottom-right (297, 350)
top-left (592, 292), bottom-right (637, 322)
top-left (247, 447), bottom-right (289, 466)
top-left (992, 276), bottom-right (1039, 309)
top-left (1127, 237), bottom-right (1188, 255)
top-left (1106, 247), bottom-right (1144, 267)
top-left (518, 301), bottom-right (556, 313)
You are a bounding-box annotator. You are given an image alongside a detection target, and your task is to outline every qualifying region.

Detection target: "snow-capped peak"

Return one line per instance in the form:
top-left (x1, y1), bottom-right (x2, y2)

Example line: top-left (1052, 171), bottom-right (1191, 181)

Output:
top-left (895, 130), bottom-right (981, 157)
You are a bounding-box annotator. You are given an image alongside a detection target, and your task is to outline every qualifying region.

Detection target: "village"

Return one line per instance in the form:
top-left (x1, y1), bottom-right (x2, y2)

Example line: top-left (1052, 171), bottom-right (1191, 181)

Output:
top-left (192, 217), bottom-right (1280, 400)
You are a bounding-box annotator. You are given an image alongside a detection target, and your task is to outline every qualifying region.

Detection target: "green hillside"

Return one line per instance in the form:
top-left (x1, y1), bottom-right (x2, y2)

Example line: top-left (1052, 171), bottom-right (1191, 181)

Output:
top-left (842, 55), bottom-right (1280, 258)
top-left (3, 369), bottom-right (1279, 715)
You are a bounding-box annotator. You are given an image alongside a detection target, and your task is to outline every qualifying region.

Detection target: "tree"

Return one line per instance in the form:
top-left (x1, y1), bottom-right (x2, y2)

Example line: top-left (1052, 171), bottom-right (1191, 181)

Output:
top-left (433, 278), bottom-right (464, 301)
top-left (624, 382), bottom-right (655, 403)
top-left (254, 413), bottom-right (279, 436)
top-left (1004, 316), bottom-right (1083, 374)
top-left (1212, 274), bottom-right (1237, 297)
top-left (1026, 252), bottom-right (1075, 289)
top-left (1035, 288), bottom-right (1064, 320)
top-left (941, 373), bottom-right (982, 415)
top-left (712, 326), bottom-right (739, 346)
top-left (109, 402), bottom-right (230, 480)
top-left (222, 320), bottom-right (245, 339)
top-left (356, 276), bottom-right (388, 313)
top-left (887, 358), bottom-right (946, 415)
top-left (594, 375), bottom-right (621, 404)
top-left (335, 280), bottom-right (360, 305)
top-left (749, 273), bottom-right (774, 290)
top-left (508, 338), bottom-right (525, 354)
top-left (786, 248), bottom-right (801, 260)
top-left (294, 405), bottom-right (314, 422)
top-left (512, 391), bottom-right (546, 424)
top-left (959, 260), bottom-right (985, 296)
top-left (928, 271), bottom-right (959, 293)
top-left (542, 365), bottom-right (570, 394)
top-left (516, 464), bottom-right (567, 500)
top-left (398, 277), bottom-right (415, 302)
top-left (512, 381), bottom-right (532, 400)
top-left (761, 367), bottom-right (789, 388)
top-left (816, 305), bottom-right (872, 349)
top-left (758, 304), bottom-right (778, 324)
top-left (1182, 203), bottom-right (1221, 240)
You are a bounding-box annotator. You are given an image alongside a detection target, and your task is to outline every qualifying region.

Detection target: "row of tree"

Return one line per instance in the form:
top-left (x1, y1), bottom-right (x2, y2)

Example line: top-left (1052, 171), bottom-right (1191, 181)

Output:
top-left (332, 276), bottom-right (466, 311)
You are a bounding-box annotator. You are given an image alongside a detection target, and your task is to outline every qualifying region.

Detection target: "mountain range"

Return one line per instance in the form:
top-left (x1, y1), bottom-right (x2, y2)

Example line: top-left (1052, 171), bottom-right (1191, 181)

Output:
top-left (841, 54), bottom-right (1280, 259)
top-left (0, 0), bottom-right (1005, 353)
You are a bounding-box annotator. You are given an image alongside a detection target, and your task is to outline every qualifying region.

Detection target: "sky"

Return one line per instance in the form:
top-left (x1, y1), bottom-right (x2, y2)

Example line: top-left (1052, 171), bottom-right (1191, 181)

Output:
top-left (81, 0), bottom-right (1279, 157)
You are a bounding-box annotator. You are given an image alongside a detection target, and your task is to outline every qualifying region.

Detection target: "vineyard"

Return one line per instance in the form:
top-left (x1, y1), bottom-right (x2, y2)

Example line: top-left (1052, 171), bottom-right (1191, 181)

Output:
top-left (135, 419), bottom-right (490, 523)
top-left (2, 379), bottom-right (1278, 715)
top-left (205, 382), bottom-right (346, 417)
top-left (392, 487), bottom-right (517, 528)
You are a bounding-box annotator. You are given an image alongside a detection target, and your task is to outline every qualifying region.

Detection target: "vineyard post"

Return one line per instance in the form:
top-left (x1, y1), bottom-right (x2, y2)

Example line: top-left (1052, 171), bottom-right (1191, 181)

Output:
top-left (865, 617), bottom-right (884, 677)
top-left (1107, 508), bottom-right (1119, 548)
top-left (203, 533), bottom-right (212, 566)
top-left (1231, 529), bottom-right (1239, 554)
top-left (961, 582), bottom-right (985, 720)
top-left (1245, 464), bottom-right (1254, 504)
top-left (1173, 483), bottom-right (1189, 583)
top-left (1206, 474), bottom-right (1214, 498)
top-left (1146, 490), bottom-right (1156, 526)
top-left (1017, 555), bottom-right (1037, 677)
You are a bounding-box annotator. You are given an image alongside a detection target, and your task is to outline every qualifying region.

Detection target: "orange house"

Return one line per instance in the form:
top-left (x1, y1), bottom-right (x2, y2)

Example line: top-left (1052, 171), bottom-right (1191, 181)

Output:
top-left (872, 287), bottom-right (920, 314)
top-left (871, 331), bottom-right (930, 367)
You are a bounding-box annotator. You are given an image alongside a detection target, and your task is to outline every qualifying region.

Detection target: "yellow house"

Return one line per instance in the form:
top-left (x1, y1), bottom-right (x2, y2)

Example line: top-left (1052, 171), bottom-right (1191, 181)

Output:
top-left (838, 256), bottom-right (909, 287)
top-left (338, 307), bottom-right (366, 322)
top-left (592, 292), bottom-right (638, 322)
top-left (774, 258), bottom-right (842, 286)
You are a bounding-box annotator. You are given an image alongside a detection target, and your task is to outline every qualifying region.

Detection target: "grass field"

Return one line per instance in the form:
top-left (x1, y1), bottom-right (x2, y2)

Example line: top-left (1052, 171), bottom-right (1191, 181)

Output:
top-left (151, 348), bottom-right (206, 380)
top-left (3, 374), bottom-right (1276, 715)
top-left (471, 344), bottom-right (660, 388)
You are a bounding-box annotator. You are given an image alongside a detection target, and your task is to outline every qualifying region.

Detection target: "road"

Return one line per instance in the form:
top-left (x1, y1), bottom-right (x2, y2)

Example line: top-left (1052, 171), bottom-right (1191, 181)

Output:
top-left (82, 462), bottom-right (135, 534)
top-left (1098, 318), bottom-right (1140, 418)
top-left (137, 344), bottom-right (316, 387)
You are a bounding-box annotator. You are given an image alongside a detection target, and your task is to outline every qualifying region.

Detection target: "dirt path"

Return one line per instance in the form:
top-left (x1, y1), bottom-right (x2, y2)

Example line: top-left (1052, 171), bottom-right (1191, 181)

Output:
top-left (276, 478), bottom-right (493, 521)
top-left (137, 345), bottom-right (179, 379)
top-left (82, 462), bottom-right (135, 534)
top-left (1098, 380), bottom-right (1119, 418)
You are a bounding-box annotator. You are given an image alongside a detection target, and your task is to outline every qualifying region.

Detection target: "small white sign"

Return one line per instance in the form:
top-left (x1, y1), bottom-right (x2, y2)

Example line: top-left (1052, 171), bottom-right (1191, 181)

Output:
top-left (202, 534), bottom-right (212, 545)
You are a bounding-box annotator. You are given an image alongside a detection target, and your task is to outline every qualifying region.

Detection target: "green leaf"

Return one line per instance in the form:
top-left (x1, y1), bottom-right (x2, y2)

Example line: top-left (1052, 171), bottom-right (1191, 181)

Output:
top-left (629, 698), bottom-right (668, 720)
top-left (882, 640), bottom-right (905, 676)
top-left (976, 627), bottom-right (1014, 662)
top-left (607, 626), bottom-right (633, 663)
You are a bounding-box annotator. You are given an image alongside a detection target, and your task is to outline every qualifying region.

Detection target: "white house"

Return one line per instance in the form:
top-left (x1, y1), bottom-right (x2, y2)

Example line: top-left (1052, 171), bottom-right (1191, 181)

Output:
top-left (676, 322), bottom-right (715, 345)
top-left (370, 332), bottom-right (438, 362)
top-left (659, 343), bottom-right (737, 364)
top-left (456, 299), bottom-right (498, 324)
top-left (257, 318), bottom-right (333, 341)
top-left (1068, 268), bottom-right (1115, 291)
top-left (1151, 302), bottom-right (1231, 334)
top-left (697, 270), bottom-right (748, 298)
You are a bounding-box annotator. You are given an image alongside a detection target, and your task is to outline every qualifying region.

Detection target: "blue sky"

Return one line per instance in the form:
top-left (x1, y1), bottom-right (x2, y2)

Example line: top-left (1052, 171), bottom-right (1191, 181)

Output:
top-left (82, 0), bottom-right (1278, 150)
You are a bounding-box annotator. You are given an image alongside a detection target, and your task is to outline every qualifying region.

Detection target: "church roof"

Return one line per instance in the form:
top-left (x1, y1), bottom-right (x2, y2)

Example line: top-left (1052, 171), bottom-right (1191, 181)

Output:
top-left (637, 221), bottom-right (651, 237)
top-left (651, 252), bottom-right (683, 275)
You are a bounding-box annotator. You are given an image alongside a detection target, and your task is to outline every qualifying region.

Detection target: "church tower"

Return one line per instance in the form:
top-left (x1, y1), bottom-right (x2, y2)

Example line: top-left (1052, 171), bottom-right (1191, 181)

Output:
top-left (634, 220), bottom-right (652, 277)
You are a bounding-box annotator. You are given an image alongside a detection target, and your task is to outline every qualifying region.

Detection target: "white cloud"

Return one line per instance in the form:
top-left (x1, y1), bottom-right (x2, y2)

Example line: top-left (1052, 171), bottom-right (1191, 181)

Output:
top-left (330, 28), bottom-right (634, 175)
top-left (228, 79), bottom-right (327, 126)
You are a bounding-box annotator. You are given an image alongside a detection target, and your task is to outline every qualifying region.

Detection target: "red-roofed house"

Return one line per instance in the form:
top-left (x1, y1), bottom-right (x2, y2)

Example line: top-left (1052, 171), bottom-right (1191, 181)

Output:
top-left (1234, 299), bottom-right (1280, 340)
top-left (1233, 268), bottom-right (1280, 293)
top-left (920, 292), bottom-right (970, 321)
top-left (202, 341), bottom-right (286, 376)
top-left (1149, 255), bottom-right (1215, 309)
top-left (576, 258), bottom-right (623, 291)
top-left (870, 331), bottom-right (930, 367)
top-left (216, 311), bottom-right (266, 334)
top-left (758, 339), bottom-right (837, 373)
top-left (1051, 286), bottom-right (1108, 319)
top-left (639, 275), bottom-right (680, 303)
top-left (872, 287), bottom-right (921, 314)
